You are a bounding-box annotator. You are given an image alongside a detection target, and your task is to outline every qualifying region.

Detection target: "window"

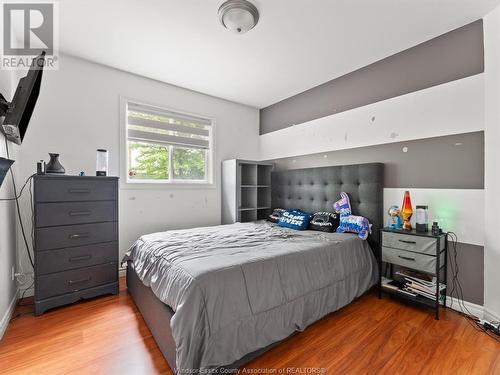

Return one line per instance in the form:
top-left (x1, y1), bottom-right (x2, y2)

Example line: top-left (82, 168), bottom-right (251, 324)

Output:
top-left (124, 100), bottom-right (213, 184)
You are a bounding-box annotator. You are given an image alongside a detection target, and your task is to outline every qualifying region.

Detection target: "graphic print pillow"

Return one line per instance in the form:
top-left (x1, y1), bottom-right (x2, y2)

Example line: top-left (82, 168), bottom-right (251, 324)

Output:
top-left (278, 210), bottom-right (313, 230)
top-left (333, 192), bottom-right (372, 240)
top-left (268, 208), bottom-right (286, 223)
top-left (309, 212), bottom-right (340, 233)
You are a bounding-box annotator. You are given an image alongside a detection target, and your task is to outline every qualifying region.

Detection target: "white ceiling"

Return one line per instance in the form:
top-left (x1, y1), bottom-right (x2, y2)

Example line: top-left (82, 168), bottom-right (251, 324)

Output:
top-left (51, 0), bottom-right (500, 108)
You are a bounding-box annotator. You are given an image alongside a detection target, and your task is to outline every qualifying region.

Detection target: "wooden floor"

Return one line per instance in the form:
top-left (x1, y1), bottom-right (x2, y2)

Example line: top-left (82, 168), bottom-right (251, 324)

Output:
top-left (1, 278), bottom-right (499, 375)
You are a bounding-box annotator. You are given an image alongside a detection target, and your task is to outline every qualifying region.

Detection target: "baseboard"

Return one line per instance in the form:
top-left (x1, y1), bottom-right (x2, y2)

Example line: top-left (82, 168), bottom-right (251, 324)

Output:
top-left (484, 307), bottom-right (500, 322)
top-left (0, 288), bottom-right (19, 340)
top-left (446, 296), bottom-right (484, 319)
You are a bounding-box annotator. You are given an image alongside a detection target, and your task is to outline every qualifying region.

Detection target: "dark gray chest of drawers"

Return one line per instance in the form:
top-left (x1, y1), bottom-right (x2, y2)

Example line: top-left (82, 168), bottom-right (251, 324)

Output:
top-left (34, 175), bottom-right (119, 315)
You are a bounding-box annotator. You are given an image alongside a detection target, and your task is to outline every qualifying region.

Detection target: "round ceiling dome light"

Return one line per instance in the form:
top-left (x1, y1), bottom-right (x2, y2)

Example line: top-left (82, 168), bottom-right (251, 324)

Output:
top-left (218, 0), bottom-right (259, 34)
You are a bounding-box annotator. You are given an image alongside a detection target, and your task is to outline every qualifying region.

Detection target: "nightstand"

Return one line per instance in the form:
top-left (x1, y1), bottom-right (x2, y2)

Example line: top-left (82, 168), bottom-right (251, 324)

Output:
top-left (379, 227), bottom-right (447, 319)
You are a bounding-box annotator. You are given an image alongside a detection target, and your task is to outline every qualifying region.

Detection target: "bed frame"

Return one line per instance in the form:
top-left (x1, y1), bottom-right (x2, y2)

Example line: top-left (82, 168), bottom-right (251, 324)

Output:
top-left (126, 162), bottom-right (384, 372)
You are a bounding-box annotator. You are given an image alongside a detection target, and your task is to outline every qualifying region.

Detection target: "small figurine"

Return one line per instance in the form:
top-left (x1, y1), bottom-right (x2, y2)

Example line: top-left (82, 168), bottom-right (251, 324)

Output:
top-left (387, 205), bottom-right (403, 229)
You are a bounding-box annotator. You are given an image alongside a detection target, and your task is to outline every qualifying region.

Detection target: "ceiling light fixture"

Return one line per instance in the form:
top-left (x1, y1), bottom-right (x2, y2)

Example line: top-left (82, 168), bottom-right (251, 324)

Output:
top-left (218, 0), bottom-right (259, 34)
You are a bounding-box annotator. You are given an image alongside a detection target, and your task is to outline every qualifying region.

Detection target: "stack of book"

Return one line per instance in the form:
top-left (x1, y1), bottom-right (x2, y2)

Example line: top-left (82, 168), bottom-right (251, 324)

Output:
top-left (382, 270), bottom-right (446, 301)
top-left (396, 270), bottom-right (446, 300)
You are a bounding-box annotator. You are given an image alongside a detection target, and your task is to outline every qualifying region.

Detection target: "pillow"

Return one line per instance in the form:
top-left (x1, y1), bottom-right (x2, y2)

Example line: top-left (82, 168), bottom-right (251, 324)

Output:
top-left (309, 212), bottom-right (340, 233)
top-left (278, 210), bottom-right (313, 231)
top-left (268, 208), bottom-right (286, 223)
top-left (333, 192), bottom-right (372, 240)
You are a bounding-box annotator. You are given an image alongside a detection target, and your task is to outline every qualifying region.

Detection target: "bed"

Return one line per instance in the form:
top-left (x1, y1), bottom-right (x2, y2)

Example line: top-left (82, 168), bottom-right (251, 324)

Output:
top-left (125, 162), bottom-right (384, 372)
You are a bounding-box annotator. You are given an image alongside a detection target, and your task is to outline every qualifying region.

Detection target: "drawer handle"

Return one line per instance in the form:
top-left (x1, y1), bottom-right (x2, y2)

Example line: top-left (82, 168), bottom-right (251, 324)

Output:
top-left (69, 254), bottom-right (92, 262)
top-left (68, 276), bottom-right (91, 285)
top-left (69, 233), bottom-right (90, 240)
top-left (398, 255), bottom-right (416, 261)
top-left (398, 239), bottom-right (417, 245)
top-left (68, 188), bottom-right (90, 194)
top-left (69, 210), bottom-right (92, 217)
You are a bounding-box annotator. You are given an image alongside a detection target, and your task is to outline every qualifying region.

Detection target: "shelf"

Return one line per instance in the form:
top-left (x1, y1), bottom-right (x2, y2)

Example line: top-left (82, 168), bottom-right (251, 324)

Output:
top-left (239, 207), bottom-right (256, 211)
top-left (258, 164), bottom-right (272, 186)
top-left (240, 163), bottom-right (257, 186)
top-left (381, 286), bottom-right (443, 308)
top-left (240, 209), bottom-right (257, 222)
top-left (257, 207), bottom-right (271, 210)
top-left (241, 185), bottom-right (258, 188)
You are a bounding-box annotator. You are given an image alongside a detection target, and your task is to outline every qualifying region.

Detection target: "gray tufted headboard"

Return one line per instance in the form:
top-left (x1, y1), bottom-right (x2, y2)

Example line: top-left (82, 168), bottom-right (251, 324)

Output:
top-left (271, 163), bottom-right (384, 246)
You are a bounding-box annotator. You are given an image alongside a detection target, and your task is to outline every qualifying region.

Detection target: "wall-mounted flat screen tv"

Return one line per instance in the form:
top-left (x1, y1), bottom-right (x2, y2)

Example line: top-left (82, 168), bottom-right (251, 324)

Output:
top-left (0, 52), bottom-right (45, 145)
top-left (0, 157), bottom-right (14, 188)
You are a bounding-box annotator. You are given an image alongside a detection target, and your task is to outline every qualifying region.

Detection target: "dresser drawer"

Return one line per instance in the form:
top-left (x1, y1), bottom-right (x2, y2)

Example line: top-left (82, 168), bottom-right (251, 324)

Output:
top-left (36, 201), bottom-right (117, 228)
top-left (36, 263), bottom-right (117, 300)
top-left (36, 222), bottom-right (117, 251)
top-left (35, 178), bottom-right (118, 202)
top-left (382, 246), bottom-right (445, 274)
top-left (36, 242), bottom-right (118, 275)
top-left (382, 232), bottom-right (444, 255)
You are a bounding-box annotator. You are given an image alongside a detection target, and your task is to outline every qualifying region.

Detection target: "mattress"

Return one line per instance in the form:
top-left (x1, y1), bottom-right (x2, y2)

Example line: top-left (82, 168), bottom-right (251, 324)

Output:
top-left (123, 221), bottom-right (378, 371)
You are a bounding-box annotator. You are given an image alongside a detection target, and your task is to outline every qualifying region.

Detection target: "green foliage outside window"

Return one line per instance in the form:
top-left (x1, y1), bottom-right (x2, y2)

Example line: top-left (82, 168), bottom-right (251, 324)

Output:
top-left (129, 142), bottom-right (206, 181)
top-left (129, 142), bottom-right (169, 180)
top-left (172, 147), bottom-right (206, 180)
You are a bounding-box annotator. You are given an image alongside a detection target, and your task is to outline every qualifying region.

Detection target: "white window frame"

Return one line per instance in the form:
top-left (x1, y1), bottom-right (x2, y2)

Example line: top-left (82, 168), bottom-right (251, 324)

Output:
top-left (120, 96), bottom-right (215, 189)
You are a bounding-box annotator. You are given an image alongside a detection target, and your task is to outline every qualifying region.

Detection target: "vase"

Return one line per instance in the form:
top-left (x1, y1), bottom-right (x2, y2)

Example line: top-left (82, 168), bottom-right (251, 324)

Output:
top-left (46, 153), bottom-right (66, 174)
top-left (401, 191), bottom-right (413, 231)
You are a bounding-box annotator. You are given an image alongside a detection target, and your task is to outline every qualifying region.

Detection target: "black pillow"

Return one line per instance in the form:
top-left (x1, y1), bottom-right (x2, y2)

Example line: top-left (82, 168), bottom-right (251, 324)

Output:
top-left (268, 208), bottom-right (286, 223)
top-left (309, 212), bottom-right (340, 232)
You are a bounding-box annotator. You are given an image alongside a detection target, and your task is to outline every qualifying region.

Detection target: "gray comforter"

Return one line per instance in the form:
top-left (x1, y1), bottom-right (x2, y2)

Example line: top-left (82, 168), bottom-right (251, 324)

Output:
top-left (124, 221), bottom-right (378, 371)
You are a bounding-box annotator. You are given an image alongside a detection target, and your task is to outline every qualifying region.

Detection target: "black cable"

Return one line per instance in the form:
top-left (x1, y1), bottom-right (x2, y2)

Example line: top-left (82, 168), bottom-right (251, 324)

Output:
top-left (17, 280), bottom-right (34, 306)
top-left (0, 173), bottom-right (35, 201)
top-left (9, 281), bottom-right (35, 322)
top-left (4, 138), bottom-right (34, 268)
top-left (446, 231), bottom-right (500, 342)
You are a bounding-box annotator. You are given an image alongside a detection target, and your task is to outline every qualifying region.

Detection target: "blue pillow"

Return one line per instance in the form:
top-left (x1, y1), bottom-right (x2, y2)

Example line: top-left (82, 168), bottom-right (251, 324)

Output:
top-left (278, 210), bottom-right (313, 230)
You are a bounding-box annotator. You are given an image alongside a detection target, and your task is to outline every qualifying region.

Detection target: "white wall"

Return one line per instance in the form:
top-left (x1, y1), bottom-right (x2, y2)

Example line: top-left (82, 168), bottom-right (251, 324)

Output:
top-left (384, 188), bottom-right (484, 246)
top-left (0, 69), bottom-right (19, 338)
top-left (259, 74), bottom-right (486, 244)
top-left (15, 54), bottom-right (260, 283)
top-left (484, 7), bottom-right (500, 320)
top-left (260, 74), bottom-right (484, 160)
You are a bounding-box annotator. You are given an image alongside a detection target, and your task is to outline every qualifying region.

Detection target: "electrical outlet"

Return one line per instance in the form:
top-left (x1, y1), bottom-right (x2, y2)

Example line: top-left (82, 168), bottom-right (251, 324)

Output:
top-left (11, 266), bottom-right (15, 281)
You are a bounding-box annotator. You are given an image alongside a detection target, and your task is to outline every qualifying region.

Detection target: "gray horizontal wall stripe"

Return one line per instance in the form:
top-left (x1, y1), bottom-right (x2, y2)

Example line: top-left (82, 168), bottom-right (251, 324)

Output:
top-left (268, 132), bottom-right (484, 190)
top-left (260, 20), bottom-right (484, 135)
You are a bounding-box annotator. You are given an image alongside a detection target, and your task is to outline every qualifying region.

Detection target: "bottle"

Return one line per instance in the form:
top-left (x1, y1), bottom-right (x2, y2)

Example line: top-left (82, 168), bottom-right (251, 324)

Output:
top-left (432, 222), bottom-right (440, 236)
top-left (96, 149), bottom-right (108, 176)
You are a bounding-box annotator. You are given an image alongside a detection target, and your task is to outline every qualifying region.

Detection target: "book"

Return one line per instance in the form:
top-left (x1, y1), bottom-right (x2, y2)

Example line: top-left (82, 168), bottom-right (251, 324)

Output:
top-left (382, 277), bottom-right (418, 297)
top-left (396, 269), bottom-right (434, 283)
top-left (406, 281), bottom-right (446, 294)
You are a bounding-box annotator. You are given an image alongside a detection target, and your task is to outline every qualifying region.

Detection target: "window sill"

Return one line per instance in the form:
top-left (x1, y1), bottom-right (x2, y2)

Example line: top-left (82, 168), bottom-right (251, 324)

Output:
top-left (120, 180), bottom-right (216, 190)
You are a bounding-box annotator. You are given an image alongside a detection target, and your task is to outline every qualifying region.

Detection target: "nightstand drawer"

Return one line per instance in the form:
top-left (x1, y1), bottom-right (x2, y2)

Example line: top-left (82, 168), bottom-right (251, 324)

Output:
top-left (382, 232), bottom-right (444, 255)
top-left (382, 246), bottom-right (445, 274)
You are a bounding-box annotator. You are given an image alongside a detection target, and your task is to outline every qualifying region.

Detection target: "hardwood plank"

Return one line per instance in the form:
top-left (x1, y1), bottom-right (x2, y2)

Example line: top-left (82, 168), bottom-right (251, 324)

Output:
top-left (0, 278), bottom-right (499, 374)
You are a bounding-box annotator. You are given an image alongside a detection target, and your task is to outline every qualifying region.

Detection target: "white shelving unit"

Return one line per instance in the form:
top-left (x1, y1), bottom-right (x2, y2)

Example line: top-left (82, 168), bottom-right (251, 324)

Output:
top-left (222, 159), bottom-right (274, 224)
